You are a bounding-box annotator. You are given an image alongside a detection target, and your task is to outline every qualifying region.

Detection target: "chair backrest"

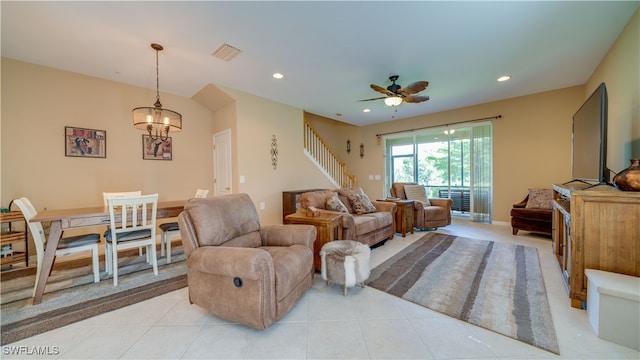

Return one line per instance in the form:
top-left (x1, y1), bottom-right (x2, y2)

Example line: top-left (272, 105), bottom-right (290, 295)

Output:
top-left (12, 197), bottom-right (46, 259)
top-left (390, 182), bottom-right (417, 199)
top-left (180, 193), bottom-right (261, 250)
top-left (103, 191), bottom-right (142, 207)
top-left (107, 194), bottom-right (159, 238)
top-left (195, 189), bottom-right (209, 198)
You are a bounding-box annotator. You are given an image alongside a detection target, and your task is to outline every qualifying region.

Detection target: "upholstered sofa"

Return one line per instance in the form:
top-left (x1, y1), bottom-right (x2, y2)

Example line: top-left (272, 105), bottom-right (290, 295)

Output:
top-left (510, 189), bottom-right (553, 236)
top-left (298, 187), bottom-right (396, 247)
top-left (390, 182), bottom-right (453, 230)
top-left (178, 193), bottom-right (316, 330)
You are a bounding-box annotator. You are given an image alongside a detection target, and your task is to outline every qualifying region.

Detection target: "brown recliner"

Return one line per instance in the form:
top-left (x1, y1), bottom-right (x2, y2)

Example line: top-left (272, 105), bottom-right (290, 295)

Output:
top-left (390, 182), bottom-right (453, 230)
top-left (510, 193), bottom-right (552, 236)
top-left (178, 193), bottom-right (316, 330)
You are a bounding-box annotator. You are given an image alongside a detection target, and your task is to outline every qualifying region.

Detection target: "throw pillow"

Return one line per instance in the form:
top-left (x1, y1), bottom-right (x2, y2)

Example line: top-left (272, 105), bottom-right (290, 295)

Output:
top-left (525, 189), bottom-right (553, 209)
top-left (326, 194), bottom-right (349, 213)
top-left (403, 184), bottom-right (431, 206)
top-left (347, 193), bottom-right (377, 214)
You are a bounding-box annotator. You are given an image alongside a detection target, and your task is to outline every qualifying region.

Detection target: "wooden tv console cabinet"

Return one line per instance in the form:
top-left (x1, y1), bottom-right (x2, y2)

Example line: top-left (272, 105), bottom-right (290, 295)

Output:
top-left (552, 182), bottom-right (640, 309)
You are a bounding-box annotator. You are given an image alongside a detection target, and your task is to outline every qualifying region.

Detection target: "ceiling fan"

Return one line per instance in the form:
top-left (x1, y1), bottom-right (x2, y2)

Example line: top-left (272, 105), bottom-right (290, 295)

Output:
top-left (359, 75), bottom-right (429, 106)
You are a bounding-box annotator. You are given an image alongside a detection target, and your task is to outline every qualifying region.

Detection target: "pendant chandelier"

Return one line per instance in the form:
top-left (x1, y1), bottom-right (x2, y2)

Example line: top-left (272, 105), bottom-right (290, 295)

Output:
top-left (132, 43), bottom-right (182, 141)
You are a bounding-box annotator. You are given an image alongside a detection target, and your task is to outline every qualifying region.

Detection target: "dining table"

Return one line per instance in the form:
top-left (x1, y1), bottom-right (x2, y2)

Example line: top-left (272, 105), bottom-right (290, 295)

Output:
top-left (29, 200), bottom-right (186, 305)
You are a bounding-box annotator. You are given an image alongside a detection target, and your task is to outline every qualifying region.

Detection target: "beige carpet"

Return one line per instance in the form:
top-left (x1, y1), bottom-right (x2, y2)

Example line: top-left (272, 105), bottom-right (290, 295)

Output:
top-left (367, 232), bottom-right (560, 354)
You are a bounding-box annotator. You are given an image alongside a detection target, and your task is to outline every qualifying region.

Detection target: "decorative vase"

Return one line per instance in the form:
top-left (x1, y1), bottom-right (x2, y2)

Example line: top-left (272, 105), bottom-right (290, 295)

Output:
top-left (613, 159), bottom-right (640, 191)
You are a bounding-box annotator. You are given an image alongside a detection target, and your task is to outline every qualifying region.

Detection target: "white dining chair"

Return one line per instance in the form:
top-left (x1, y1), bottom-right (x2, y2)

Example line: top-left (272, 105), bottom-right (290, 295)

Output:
top-left (105, 193), bottom-right (159, 286)
top-left (159, 189), bottom-right (208, 263)
top-left (103, 191), bottom-right (144, 258)
top-left (13, 197), bottom-right (101, 297)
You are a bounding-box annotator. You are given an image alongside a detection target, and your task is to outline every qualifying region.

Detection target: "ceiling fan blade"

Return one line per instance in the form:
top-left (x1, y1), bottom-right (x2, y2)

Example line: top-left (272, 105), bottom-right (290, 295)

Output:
top-left (404, 95), bottom-right (430, 103)
top-left (358, 96), bottom-right (388, 102)
top-left (398, 81), bottom-right (429, 96)
top-left (370, 84), bottom-right (395, 96)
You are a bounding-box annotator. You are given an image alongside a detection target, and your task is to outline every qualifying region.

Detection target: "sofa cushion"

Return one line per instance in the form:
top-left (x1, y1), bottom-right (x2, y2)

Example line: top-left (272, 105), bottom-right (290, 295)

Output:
top-left (352, 212), bottom-right (393, 236)
top-left (525, 189), bottom-right (553, 209)
top-left (326, 193), bottom-right (349, 213)
top-left (347, 193), bottom-right (377, 214)
top-left (404, 184), bottom-right (431, 206)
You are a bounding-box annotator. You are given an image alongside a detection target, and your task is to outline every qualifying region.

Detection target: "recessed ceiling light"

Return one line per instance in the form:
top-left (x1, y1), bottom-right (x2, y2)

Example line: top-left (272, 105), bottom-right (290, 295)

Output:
top-left (272, 72), bottom-right (284, 79)
top-left (363, 109), bottom-right (370, 113)
top-left (497, 75), bottom-right (511, 82)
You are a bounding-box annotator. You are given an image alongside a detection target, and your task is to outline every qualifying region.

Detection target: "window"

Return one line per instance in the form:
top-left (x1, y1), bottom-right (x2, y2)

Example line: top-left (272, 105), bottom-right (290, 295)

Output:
top-left (385, 122), bottom-right (493, 222)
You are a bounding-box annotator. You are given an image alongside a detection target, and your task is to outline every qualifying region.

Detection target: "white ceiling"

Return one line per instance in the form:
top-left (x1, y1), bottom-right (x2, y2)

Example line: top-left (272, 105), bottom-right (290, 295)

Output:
top-left (2, 1), bottom-right (637, 126)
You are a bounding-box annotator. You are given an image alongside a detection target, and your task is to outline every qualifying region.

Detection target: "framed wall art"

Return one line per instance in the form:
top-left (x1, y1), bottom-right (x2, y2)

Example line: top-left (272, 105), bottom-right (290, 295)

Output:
top-left (65, 126), bottom-right (106, 158)
top-left (142, 135), bottom-right (172, 160)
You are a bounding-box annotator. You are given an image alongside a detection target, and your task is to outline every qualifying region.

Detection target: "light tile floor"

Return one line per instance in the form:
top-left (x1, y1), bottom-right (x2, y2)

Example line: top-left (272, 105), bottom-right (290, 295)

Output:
top-left (3, 218), bottom-right (639, 359)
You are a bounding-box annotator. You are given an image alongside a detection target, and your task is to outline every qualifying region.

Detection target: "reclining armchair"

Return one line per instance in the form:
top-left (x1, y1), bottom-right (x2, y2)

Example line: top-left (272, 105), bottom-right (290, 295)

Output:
top-left (390, 182), bottom-right (453, 230)
top-left (178, 193), bottom-right (316, 330)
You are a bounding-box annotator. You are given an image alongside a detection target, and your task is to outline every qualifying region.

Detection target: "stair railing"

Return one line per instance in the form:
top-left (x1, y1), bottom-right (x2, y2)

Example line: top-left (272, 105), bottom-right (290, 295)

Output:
top-left (303, 120), bottom-right (356, 188)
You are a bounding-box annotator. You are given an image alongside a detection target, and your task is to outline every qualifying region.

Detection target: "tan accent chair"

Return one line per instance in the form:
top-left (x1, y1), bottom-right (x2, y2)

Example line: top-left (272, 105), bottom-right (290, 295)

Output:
top-left (390, 182), bottom-right (453, 230)
top-left (298, 187), bottom-right (396, 247)
top-left (178, 193), bottom-right (316, 330)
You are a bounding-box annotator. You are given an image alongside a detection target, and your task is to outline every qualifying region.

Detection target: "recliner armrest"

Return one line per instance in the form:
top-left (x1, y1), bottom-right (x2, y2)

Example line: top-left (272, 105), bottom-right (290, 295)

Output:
top-left (187, 246), bottom-right (274, 280)
top-left (429, 198), bottom-right (454, 209)
top-left (260, 224), bottom-right (316, 249)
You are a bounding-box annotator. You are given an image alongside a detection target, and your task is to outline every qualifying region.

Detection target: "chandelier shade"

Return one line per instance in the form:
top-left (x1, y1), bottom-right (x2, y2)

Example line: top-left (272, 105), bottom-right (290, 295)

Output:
top-left (132, 43), bottom-right (182, 141)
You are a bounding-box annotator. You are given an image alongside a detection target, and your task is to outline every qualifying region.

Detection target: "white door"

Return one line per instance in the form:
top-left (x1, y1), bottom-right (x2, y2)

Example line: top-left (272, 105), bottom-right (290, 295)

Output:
top-left (213, 129), bottom-right (232, 196)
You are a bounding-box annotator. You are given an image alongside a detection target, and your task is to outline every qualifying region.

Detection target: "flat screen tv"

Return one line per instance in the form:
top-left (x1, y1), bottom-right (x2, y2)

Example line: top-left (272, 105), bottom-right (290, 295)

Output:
top-left (571, 82), bottom-right (609, 183)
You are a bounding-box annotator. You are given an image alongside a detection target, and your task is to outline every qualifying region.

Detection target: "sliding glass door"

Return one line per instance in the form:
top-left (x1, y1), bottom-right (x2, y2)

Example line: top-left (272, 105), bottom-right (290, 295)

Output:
top-left (385, 122), bottom-right (493, 223)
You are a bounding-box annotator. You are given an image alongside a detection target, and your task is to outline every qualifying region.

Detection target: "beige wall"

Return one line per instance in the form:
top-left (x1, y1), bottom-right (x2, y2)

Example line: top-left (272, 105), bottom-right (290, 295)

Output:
top-left (586, 8), bottom-right (639, 171)
top-left (213, 86), bottom-right (335, 225)
top-left (1, 58), bottom-right (215, 210)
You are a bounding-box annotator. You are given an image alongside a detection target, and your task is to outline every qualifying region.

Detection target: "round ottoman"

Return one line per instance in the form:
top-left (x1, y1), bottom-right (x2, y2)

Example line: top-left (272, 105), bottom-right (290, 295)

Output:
top-left (320, 240), bottom-right (371, 296)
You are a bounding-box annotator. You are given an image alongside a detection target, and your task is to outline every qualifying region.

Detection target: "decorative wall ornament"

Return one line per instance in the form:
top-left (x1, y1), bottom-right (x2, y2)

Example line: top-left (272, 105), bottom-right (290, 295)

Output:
top-left (360, 143), bottom-right (365, 159)
top-left (347, 139), bottom-right (351, 154)
top-left (65, 126), bottom-right (106, 158)
top-left (142, 134), bottom-right (172, 160)
top-left (271, 134), bottom-right (278, 169)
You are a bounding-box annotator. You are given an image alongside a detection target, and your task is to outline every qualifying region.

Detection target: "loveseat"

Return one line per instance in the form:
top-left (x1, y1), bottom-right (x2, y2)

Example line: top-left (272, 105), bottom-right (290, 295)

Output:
top-left (298, 187), bottom-right (396, 247)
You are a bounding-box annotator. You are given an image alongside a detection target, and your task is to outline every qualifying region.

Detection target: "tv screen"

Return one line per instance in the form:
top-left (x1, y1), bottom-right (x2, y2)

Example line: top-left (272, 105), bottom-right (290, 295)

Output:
top-left (571, 82), bottom-right (608, 183)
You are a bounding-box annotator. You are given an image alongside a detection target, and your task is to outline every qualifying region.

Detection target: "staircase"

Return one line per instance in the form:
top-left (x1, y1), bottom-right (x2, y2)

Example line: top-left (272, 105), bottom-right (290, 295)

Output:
top-left (303, 120), bottom-right (356, 188)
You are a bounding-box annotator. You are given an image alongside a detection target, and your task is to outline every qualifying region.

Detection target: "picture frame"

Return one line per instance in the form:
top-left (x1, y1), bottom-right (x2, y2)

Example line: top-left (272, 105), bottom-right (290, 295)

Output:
top-left (142, 135), bottom-right (172, 160)
top-left (65, 126), bottom-right (106, 158)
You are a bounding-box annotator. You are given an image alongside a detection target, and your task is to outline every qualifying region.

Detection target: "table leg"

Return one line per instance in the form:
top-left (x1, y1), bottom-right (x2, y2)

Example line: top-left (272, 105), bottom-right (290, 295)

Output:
top-left (32, 220), bottom-right (62, 305)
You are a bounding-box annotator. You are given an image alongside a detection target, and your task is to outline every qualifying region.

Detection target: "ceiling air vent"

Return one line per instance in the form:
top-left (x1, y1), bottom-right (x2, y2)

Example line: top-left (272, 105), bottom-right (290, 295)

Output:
top-left (212, 43), bottom-right (242, 61)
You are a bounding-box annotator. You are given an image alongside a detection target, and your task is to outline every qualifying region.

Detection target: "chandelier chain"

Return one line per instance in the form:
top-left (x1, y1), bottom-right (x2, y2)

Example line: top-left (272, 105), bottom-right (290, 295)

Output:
top-left (155, 48), bottom-right (161, 105)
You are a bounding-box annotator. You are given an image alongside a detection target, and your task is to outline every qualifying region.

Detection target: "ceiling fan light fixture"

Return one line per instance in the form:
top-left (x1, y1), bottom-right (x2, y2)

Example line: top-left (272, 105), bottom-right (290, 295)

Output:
top-left (384, 96), bottom-right (403, 107)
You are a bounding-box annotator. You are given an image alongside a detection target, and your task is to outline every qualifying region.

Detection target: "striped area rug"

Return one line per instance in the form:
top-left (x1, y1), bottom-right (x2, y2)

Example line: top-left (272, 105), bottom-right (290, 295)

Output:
top-left (367, 232), bottom-right (559, 354)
